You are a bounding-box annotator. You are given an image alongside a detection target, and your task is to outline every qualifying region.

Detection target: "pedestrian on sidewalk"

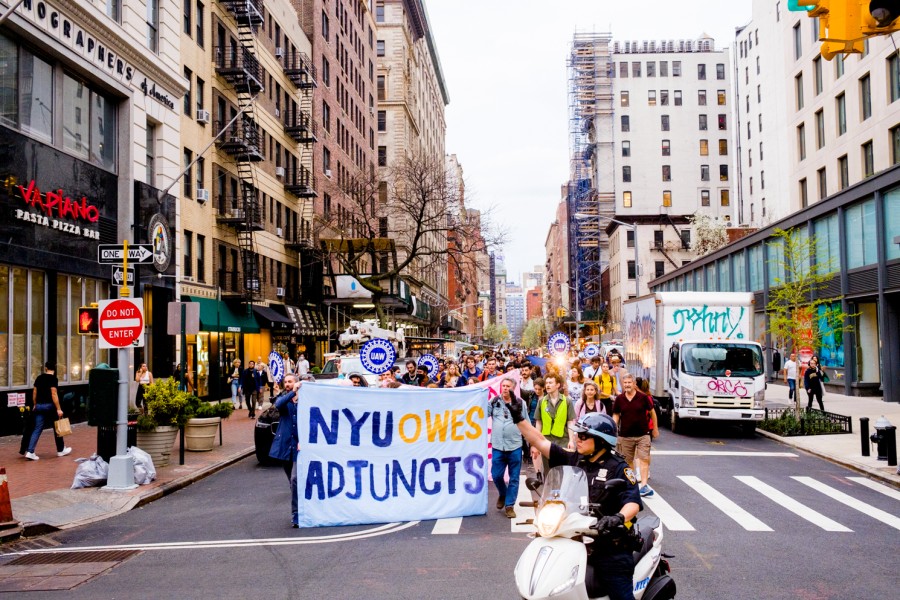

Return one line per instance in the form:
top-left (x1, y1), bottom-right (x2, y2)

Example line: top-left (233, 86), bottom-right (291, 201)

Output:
top-left (296, 353), bottom-right (310, 376)
top-left (23, 362), bottom-right (71, 460)
top-left (804, 356), bottom-right (826, 411)
top-left (228, 359), bottom-right (243, 409)
top-left (134, 363), bottom-right (153, 413)
top-left (242, 360), bottom-right (262, 418)
top-left (783, 352), bottom-right (799, 404)
top-left (269, 373), bottom-right (300, 528)
top-left (612, 373), bottom-right (658, 497)
top-left (491, 378), bottom-right (527, 518)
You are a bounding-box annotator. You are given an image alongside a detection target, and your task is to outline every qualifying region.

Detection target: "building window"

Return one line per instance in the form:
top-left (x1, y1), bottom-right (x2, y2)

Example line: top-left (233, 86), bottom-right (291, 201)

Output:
top-left (647, 61), bottom-right (656, 77)
top-left (377, 40), bottom-right (385, 56)
top-left (648, 90), bottom-right (657, 105)
top-left (700, 139), bottom-right (709, 156)
top-left (184, 0), bottom-right (191, 36)
top-left (860, 73), bottom-right (872, 120)
top-left (674, 90), bottom-right (682, 105)
top-left (654, 230), bottom-right (664, 248)
top-left (757, 56), bottom-right (761, 74)
top-left (795, 72), bottom-right (804, 110)
top-left (662, 190), bottom-right (672, 207)
top-left (800, 177), bottom-right (808, 208)
top-left (196, 1), bottom-right (204, 47)
top-left (196, 156), bottom-right (204, 197)
top-left (661, 139), bottom-right (670, 156)
top-left (619, 62), bottom-right (628, 78)
top-left (660, 90), bottom-right (669, 105)
top-left (184, 231), bottom-right (193, 278)
top-left (322, 57), bottom-right (330, 86)
top-left (838, 154), bottom-right (850, 188)
top-left (197, 235), bottom-right (205, 282)
top-left (720, 189), bottom-right (730, 206)
top-left (622, 141), bottom-right (631, 157)
top-left (322, 101), bottom-right (330, 132)
top-left (716, 63), bottom-right (725, 79)
top-left (183, 148), bottom-right (193, 197)
top-left (758, 113), bottom-right (763, 132)
top-left (376, 3), bottom-right (385, 22)
top-left (698, 64), bottom-right (706, 80)
top-left (147, 0), bottom-right (159, 52)
top-left (701, 164), bottom-right (710, 181)
top-left (718, 139), bottom-right (728, 155)
top-left (323, 147), bottom-right (331, 172)
top-left (889, 53), bottom-right (900, 104)
top-left (717, 89), bottom-right (726, 105)
top-left (660, 61), bottom-right (668, 76)
top-left (698, 90), bottom-right (707, 105)
top-left (183, 67), bottom-right (192, 114)
top-left (718, 114), bottom-right (727, 130)
top-left (654, 261), bottom-right (665, 279)
top-left (845, 198), bottom-right (878, 267)
top-left (626, 230), bottom-right (635, 248)
top-left (719, 164), bottom-right (729, 181)
top-left (377, 75), bottom-right (385, 101)
top-left (891, 125), bottom-right (900, 164)
top-left (322, 10), bottom-right (329, 38)
top-left (701, 189), bottom-right (710, 206)
top-left (681, 229), bottom-right (691, 250)
top-left (661, 114), bottom-right (669, 131)
top-left (623, 191), bottom-right (632, 207)
top-left (107, 1), bottom-right (121, 22)
top-left (793, 22), bottom-right (801, 59)
top-left (621, 115), bottom-right (630, 131)
top-left (760, 142), bottom-right (764, 160)
top-left (747, 121), bottom-right (752, 139)
top-left (632, 61), bottom-right (641, 77)
top-left (146, 122), bottom-right (156, 185)
top-left (622, 166), bottom-right (631, 182)
top-left (817, 167), bottom-right (827, 200)
top-left (662, 165), bottom-right (671, 181)
top-left (627, 261), bottom-right (636, 280)
top-left (815, 109), bottom-right (825, 149)
top-left (757, 84), bottom-right (762, 103)
top-left (621, 91), bottom-right (629, 106)
top-left (862, 140), bottom-right (874, 176)
top-left (813, 56), bottom-right (823, 95)
top-left (377, 110), bottom-right (386, 131)
top-left (673, 61), bottom-right (681, 76)
top-left (797, 123), bottom-right (806, 160)
top-left (378, 145), bottom-right (387, 166)
top-left (699, 114), bottom-right (708, 130)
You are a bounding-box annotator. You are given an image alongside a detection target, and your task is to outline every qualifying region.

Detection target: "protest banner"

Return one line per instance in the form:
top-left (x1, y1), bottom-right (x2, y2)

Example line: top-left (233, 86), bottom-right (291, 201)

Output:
top-left (296, 383), bottom-right (489, 527)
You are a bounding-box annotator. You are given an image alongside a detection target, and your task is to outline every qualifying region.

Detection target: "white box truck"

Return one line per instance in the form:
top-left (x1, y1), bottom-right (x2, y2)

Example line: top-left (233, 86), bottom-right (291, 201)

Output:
top-left (623, 292), bottom-right (765, 435)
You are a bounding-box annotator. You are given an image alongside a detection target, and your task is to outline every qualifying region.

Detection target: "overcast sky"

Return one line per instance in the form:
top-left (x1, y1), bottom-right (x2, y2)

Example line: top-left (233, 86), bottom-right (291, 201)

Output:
top-left (426, 1), bottom-right (753, 285)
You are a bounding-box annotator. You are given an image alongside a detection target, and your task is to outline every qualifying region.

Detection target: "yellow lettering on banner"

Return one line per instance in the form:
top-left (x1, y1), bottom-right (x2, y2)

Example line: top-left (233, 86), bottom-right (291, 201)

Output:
top-left (449, 409), bottom-right (466, 441)
top-left (465, 405), bottom-right (484, 439)
top-left (425, 410), bottom-right (450, 442)
top-left (398, 413), bottom-right (421, 443)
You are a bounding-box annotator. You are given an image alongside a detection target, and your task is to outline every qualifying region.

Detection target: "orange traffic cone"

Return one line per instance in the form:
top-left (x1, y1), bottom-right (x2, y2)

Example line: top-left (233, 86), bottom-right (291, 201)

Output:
top-left (0, 467), bottom-right (23, 542)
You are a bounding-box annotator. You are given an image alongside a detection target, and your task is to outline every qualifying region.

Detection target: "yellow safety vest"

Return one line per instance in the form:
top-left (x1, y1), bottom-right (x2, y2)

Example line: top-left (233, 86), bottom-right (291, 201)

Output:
top-left (540, 395), bottom-right (568, 438)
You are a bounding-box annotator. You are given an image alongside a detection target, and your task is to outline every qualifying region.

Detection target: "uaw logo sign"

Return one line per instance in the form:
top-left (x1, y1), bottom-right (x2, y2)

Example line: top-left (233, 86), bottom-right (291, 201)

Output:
top-left (584, 344), bottom-right (600, 358)
top-left (547, 332), bottom-right (570, 356)
top-left (417, 353), bottom-right (439, 380)
top-left (360, 338), bottom-right (396, 375)
top-left (268, 351), bottom-right (285, 383)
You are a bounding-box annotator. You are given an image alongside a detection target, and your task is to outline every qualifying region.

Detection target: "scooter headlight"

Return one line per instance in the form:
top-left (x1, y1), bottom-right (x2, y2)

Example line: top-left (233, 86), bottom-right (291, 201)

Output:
top-left (535, 501), bottom-right (566, 537)
top-left (549, 565), bottom-right (580, 596)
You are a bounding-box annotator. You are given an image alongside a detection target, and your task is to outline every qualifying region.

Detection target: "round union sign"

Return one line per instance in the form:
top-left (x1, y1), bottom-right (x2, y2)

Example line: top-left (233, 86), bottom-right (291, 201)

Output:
top-left (417, 354), bottom-right (439, 380)
top-left (584, 344), bottom-right (600, 358)
top-left (360, 338), bottom-right (396, 375)
top-left (268, 351), bottom-right (285, 383)
top-left (547, 332), bottom-right (571, 356)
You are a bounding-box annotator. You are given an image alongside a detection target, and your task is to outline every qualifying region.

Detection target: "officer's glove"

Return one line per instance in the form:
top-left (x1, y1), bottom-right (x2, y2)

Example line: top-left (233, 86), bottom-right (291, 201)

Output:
top-left (507, 399), bottom-right (525, 424)
top-left (593, 512), bottom-right (625, 532)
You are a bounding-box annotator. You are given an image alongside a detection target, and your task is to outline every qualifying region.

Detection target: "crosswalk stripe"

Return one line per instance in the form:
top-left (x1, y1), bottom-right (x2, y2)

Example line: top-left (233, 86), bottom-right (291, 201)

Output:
top-left (512, 475), bottom-right (536, 533)
top-left (847, 477), bottom-right (900, 502)
top-left (793, 476), bottom-right (900, 531)
top-left (653, 451), bottom-right (798, 457)
top-left (679, 476), bottom-right (772, 531)
top-left (642, 493), bottom-right (695, 531)
top-left (735, 476), bottom-right (852, 532)
top-left (431, 518), bottom-right (462, 535)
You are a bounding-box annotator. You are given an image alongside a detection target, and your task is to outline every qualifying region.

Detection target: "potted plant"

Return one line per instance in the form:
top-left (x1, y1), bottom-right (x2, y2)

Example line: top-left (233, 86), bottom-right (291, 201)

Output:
top-left (136, 378), bottom-right (194, 467)
top-left (184, 398), bottom-right (234, 452)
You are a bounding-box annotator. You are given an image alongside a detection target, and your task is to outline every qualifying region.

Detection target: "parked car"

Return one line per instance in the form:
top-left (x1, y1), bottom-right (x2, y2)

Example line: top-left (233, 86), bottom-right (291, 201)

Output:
top-left (318, 355), bottom-right (381, 386)
top-left (254, 405), bottom-right (280, 466)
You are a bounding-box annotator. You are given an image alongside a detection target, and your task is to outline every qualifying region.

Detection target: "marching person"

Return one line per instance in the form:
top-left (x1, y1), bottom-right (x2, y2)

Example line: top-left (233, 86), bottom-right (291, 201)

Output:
top-left (269, 373), bottom-right (301, 528)
top-left (594, 362), bottom-right (619, 415)
top-left (457, 356), bottom-right (482, 386)
top-left (491, 378), bottom-right (528, 518)
top-left (613, 373), bottom-right (658, 498)
top-left (532, 373), bottom-right (576, 475)
top-left (23, 363), bottom-right (71, 460)
top-left (477, 356), bottom-right (501, 382)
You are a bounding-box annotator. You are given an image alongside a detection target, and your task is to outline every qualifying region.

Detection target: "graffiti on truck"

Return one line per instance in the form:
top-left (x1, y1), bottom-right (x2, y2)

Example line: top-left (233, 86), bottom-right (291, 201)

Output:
top-left (667, 305), bottom-right (746, 339)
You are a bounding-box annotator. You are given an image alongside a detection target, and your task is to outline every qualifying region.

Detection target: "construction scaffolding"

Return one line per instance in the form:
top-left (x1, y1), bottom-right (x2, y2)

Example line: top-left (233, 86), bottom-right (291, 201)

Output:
top-left (566, 32), bottom-right (614, 320)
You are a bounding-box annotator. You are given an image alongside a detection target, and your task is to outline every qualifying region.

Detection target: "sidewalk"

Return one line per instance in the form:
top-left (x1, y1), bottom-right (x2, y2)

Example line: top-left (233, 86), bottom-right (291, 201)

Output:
top-left (1, 401), bottom-right (260, 537)
top-left (760, 383), bottom-right (900, 487)
top-left (1, 388), bottom-right (898, 542)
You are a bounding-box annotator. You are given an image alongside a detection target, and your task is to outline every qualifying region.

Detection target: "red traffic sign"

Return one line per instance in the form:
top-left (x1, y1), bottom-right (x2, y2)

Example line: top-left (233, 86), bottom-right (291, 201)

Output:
top-left (98, 298), bottom-right (145, 349)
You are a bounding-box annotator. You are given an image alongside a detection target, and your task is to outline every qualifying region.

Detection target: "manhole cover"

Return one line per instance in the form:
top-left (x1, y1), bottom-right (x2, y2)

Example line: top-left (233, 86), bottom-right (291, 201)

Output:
top-left (0, 550), bottom-right (140, 592)
top-left (7, 549), bottom-right (139, 565)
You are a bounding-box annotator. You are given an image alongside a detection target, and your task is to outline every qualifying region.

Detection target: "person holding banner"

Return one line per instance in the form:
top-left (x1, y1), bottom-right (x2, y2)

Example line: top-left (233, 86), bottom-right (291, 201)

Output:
top-left (491, 378), bottom-right (528, 518)
top-left (269, 373), bottom-right (301, 528)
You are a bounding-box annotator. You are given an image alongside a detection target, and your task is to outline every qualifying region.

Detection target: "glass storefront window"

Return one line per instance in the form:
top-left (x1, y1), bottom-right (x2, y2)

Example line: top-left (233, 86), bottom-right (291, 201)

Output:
top-left (853, 302), bottom-right (879, 382)
top-left (30, 271), bottom-right (44, 380)
top-left (187, 333), bottom-right (210, 397)
top-left (57, 277), bottom-right (68, 383)
top-left (733, 250), bottom-right (746, 291)
top-left (70, 277), bottom-right (83, 382)
top-left (792, 226), bottom-right (810, 278)
top-left (12, 268), bottom-right (27, 385)
top-left (20, 50), bottom-right (53, 143)
top-left (91, 91), bottom-right (116, 170)
top-left (749, 244), bottom-right (763, 290)
top-left (767, 238), bottom-right (785, 286)
top-left (885, 187), bottom-right (900, 261)
top-left (817, 301), bottom-right (846, 369)
top-left (706, 263), bottom-right (718, 291)
top-left (696, 269), bottom-right (705, 291)
top-left (63, 75), bottom-right (90, 159)
top-left (814, 213), bottom-right (839, 273)
top-left (84, 279), bottom-right (97, 377)
top-left (719, 257), bottom-right (731, 291)
top-left (845, 198), bottom-right (877, 268)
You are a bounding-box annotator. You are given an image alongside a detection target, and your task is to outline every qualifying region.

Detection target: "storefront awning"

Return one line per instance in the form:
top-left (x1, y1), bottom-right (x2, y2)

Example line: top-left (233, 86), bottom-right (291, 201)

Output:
top-left (282, 305), bottom-right (328, 337)
top-left (252, 305), bottom-right (294, 329)
top-left (184, 296), bottom-right (260, 333)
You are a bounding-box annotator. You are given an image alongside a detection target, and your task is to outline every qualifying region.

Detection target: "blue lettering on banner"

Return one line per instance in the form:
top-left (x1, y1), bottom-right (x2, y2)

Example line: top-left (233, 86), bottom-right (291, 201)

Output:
top-left (296, 384), bottom-right (489, 527)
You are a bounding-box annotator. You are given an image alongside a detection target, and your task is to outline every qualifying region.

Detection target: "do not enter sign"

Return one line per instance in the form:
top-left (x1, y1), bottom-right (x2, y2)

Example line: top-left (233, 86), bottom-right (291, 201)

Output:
top-left (98, 298), bottom-right (145, 349)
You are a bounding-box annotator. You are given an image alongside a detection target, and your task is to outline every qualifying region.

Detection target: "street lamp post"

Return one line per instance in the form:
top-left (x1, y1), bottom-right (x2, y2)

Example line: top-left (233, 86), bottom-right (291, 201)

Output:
top-left (572, 213), bottom-right (640, 299)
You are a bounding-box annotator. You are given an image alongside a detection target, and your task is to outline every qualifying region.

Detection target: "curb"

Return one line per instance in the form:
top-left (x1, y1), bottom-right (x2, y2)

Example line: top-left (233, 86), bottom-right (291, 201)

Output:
top-left (755, 428), bottom-right (900, 489)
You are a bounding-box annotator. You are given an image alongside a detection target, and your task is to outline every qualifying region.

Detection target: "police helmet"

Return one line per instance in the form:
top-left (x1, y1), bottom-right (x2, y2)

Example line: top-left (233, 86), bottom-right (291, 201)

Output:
top-left (570, 413), bottom-right (617, 448)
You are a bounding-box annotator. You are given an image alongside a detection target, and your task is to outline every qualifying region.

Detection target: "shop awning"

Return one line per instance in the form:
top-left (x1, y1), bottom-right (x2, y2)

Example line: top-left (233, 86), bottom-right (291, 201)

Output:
top-left (282, 305), bottom-right (328, 337)
top-left (252, 305), bottom-right (294, 329)
top-left (184, 296), bottom-right (260, 333)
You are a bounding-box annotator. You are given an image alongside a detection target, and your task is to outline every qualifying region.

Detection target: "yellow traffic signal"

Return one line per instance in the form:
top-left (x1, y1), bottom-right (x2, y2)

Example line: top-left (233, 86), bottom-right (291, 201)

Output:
top-left (862, 1), bottom-right (900, 35)
top-left (477, 307), bottom-right (483, 317)
top-left (556, 307), bottom-right (568, 318)
top-left (803, 0), bottom-right (865, 60)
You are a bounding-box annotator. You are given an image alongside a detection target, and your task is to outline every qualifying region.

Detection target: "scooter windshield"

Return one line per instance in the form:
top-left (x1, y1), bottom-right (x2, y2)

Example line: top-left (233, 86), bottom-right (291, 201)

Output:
top-left (539, 466), bottom-right (589, 512)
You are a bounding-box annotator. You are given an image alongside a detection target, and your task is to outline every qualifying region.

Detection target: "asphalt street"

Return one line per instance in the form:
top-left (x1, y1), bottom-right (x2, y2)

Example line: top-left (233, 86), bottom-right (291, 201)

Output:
top-left (2, 426), bottom-right (898, 599)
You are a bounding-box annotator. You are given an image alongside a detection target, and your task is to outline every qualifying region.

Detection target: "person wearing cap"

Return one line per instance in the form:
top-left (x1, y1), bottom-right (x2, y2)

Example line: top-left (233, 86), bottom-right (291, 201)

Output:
top-left (507, 402), bottom-right (642, 600)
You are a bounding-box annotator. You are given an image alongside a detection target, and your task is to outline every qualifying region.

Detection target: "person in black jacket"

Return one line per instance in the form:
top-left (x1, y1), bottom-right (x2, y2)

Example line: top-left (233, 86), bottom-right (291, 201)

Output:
top-left (803, 356), bottom-right (825, 411)
top-left (241, 360), bottom-right (262, 418)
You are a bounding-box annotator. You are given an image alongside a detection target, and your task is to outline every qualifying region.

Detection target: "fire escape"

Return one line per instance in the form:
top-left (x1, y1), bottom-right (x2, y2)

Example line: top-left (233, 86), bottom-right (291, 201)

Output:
top-left (282, 49), bottom-right (318, 249)
top-left (215, 0), bottom-right (264, 302)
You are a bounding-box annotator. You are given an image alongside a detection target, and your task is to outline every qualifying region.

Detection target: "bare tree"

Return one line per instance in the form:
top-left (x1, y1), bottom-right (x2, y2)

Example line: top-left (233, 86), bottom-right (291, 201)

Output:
top-left (317, 153), bottom-right (504, 326)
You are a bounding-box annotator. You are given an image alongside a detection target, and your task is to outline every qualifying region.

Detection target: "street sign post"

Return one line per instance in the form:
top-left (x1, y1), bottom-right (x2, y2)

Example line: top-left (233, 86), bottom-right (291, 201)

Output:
top-left (98, 244), bottom-right (154, 264)
top-left (111, 266), bottom-right (135, 287)
top-left (97, 298), bottom-right (145, 349)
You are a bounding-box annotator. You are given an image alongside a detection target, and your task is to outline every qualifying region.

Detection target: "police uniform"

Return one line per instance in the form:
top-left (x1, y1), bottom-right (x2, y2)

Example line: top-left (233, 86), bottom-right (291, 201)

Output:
top-left (548, 444), bottom-right (643, 600)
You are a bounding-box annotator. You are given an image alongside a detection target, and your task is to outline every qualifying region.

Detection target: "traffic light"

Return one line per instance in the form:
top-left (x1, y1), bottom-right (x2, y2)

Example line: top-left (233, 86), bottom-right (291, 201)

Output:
top-left (477, 307), bottom-right (483, 317)
top-left (77, 306), bottom-right (99, 336)
top-left (862, 1), bottom-right (900, 35)
top-left (804, 0), bottom-right (866, 60)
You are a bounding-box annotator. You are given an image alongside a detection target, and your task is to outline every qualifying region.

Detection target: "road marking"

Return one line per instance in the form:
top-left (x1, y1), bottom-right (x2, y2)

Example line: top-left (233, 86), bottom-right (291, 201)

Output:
top-left (735, 476), bottom-right (852, 532)
top-left (847, 477), bottom-right (900, 502)
top-left (431, 518), bottom-right (462, 535)
top-left (0, 522), bottom-right (420, 556)
top-left (653, 451), bottom-right (798, 457)
top-left (678, 476), bottom-right (772, 531)
top-left (642, 492), bottom-right (695, 531)
top-left (793, 476), bottom-right (900, 531)
top-left (512, 475), bottom-right (536, 533)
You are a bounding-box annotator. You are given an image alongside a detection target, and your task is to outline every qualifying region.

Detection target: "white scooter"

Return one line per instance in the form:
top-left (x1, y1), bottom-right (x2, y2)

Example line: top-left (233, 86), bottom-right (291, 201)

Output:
top-left (514, 466), bottom-right (676, 600)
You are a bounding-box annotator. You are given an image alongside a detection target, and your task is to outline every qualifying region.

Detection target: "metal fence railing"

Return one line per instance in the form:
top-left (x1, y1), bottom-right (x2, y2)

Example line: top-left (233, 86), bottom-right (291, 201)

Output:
top-left (761, 406), bottom-right (852, 436)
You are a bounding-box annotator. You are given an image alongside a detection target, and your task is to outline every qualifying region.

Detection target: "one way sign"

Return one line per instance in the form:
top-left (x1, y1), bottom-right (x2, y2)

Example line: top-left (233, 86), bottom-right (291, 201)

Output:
top-left (111, 266), bottom-right (135, 287)
top-left (98, 244), bottom-right (155, 264)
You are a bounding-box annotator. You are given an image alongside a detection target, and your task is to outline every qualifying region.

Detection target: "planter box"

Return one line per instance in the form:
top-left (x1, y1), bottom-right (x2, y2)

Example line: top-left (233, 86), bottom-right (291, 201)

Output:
top-left (135, 425), bottom-right (179, 467)
top-left (185, 417), bottom-right (221, 452)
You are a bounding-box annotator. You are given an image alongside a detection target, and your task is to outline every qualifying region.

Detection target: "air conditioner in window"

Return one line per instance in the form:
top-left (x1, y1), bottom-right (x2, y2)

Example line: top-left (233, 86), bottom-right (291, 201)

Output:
top-left (369, 106), bottom-right (374, 115)
top-left (275, 47), bottom-right (284, 58)
top-left (276, 287), bottom-right (285, 297)
top-left (275, 166), bottom-right (285, 178)
top-left (275, 107), bottom-right (281, 118)
top-left (325, 169), bottom-right (332, 178)
top-left (276, 227), bottom-right (284, 237)
top-left (196, 109), bottom-right (210, 124)
top-left (182, 276), bottom-right (194, 283)
top-left (196, 189), bottom-right (210, 203)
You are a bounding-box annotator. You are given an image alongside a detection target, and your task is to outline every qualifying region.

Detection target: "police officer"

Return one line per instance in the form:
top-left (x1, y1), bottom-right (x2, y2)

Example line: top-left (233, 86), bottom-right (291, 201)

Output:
top-left (508, 404), bottom-right (642, 600)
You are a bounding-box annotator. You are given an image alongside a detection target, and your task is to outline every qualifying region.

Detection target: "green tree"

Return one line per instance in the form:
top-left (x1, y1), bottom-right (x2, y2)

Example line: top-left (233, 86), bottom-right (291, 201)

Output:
top-left (765, 227), bottom-right (854, 409)
top-left (482, 322), bottom-right (510, 345)
top-left (521, 318), bottom-right (546, 349)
